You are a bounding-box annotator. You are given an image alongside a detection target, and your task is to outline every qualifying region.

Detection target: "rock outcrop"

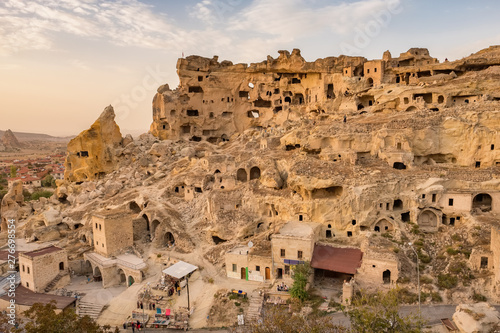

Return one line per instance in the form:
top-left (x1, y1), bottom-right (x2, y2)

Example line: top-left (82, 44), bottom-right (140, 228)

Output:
top-left (0, 180), bottom-right (24, 231)
top-left (0, 129), bottom-right (23, 150)
top-left (64, 105), bottom-right (126, 182)
top-left (452, 303), bottom-right (500, 333)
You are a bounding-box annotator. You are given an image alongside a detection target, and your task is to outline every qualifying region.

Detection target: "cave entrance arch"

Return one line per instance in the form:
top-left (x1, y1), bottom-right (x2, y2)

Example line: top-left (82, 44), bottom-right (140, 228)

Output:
top-left (383, 270), bottom-right (391, 284)
top-left (250, 166), bottom-right (261, 180)
top-left (151, 220), bottom-right (160, 239)
top-left (236, 168), bottom-right (247, 182)
top-left (472, 193), bottom-right (492, 212)
top-left (118, 269), bottom-right (126, 284)
top-left (417, 209), bottom-right (439, 229)
top-left (164, 232), bottom-right (175, 247)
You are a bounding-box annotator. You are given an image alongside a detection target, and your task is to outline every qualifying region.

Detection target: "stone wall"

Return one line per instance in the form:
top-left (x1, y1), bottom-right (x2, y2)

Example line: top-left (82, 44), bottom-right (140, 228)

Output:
top-left (92, 212), bottom-right (133, 257)
top-left (19, 248), bottom-right (68, 293)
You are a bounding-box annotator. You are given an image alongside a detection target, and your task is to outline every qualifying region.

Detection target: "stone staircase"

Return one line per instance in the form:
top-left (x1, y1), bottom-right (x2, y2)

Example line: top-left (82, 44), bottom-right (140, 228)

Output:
top-left (77, 301), bottom-right (105, 320)
top-left (44, 271), bottom-right (69, 293)
top-left (246, 290), bottom-right (264, 324)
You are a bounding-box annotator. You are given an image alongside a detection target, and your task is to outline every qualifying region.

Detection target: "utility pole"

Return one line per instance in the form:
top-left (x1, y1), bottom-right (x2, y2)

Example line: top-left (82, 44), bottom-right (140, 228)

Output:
top-left (186, 275), bottom-right (190, 313)
top-left (408, 243), bottom-right (421, 315)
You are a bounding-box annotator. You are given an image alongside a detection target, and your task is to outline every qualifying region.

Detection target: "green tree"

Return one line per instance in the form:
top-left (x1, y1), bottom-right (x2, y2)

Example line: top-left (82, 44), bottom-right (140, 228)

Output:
top-left (342, 288), bottom-right (426, 333)
top-left (289, 263), bottom-right (311, 302)
top-left (16, 302), bottom-right (119, 333)
top-left (42, 174), bottom-right (55, 187)
top-left (244, 306), bottom-right (346, 333)
top-left (9, 165), bottom-right (16, 178)
top-left (30, 190), bottom-right (53, 201)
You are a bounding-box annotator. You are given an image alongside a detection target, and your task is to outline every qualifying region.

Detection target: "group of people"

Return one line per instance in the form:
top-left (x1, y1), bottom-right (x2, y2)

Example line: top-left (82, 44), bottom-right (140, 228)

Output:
top-left (136, 300), bottom-right (156, 310)
top-left (277, 282), bottom-right (289, 292)
top-left (124, 320), bottom-right (143, 332)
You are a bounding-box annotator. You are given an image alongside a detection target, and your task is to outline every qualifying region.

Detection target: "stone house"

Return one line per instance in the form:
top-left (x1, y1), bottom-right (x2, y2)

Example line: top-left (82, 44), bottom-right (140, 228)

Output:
top-left (83, 210), bottom-right (146, 288)
top-left (225, 245), bottom-right (273, 282)
top-left (19, 246), bottom-right (69, 293)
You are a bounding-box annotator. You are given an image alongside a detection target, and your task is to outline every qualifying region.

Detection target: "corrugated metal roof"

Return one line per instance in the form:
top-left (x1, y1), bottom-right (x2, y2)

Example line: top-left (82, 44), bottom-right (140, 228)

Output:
top-left (310, 245), bottom-right (363, 275)
top-left (162, 261), bottom-right (198, 279)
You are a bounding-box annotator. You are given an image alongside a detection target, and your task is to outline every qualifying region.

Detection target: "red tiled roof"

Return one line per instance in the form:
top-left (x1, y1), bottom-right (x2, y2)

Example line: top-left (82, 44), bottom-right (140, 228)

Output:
top-left (311, 245), bottom-right (363, 275)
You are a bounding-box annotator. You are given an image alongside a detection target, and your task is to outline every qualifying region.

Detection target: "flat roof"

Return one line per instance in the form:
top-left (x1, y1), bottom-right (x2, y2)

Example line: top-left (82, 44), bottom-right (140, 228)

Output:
top-left (162, 261), bottom-right (198, 279)
top-left (275, 221), bottom-right (319, 238)
top-left (311, 245), bottom-right (363, 275)
top-left (92, 209), bottom-right (129, 219)
top-left (22, 246), bottom-right (63, 258)
top-left (1, 285), bottom-right (75, 309)
top-left (0, 251), bottom-right (20, 261)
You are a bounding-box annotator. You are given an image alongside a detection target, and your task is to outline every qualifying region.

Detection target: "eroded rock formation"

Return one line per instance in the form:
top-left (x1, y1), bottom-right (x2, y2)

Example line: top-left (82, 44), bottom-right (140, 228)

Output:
top-left (64, 105), bottom-right (126, 182)
top-left (8, 46), bottom-right (500, 312)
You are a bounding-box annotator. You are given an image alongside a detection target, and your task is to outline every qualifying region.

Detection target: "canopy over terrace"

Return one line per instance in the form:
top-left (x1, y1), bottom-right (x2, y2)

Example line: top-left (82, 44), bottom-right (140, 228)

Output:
top-left (311, 245), bottom-right (363, 278)
top-left (162, 261), bottom-right (198, 279)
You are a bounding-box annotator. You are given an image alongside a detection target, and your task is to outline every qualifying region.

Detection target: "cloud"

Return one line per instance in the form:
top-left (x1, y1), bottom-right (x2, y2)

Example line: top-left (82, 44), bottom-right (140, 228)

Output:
top-left (0, 0), bottom-right (181, 55)
top-left (0, 0), bottom-right (404, 63)
top-left (69, 59), bottom-right (90, 70)
top-left (228, 0), bottom-right (402, 39)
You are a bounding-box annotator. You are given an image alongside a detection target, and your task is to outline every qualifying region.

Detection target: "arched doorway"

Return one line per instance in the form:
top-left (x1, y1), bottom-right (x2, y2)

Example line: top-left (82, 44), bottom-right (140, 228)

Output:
top-left (83, 260), bottom-right (92, 275)
top-left (128, 276), bottom-right (135, 286)
top-left (236, 168), bottom-right (247, 182)
top-left (151, 220), bottom-right (160, 239)
top-left (164, 232), bottom-right (175, 247)
top-left (94, 266), bottom-right (102, 282)
top-left (472, 193), bottom-right (492, 212)
top-left (118, 269), bottom-right (126, 284)
top-left (367, 78), bottom-right (374, 87)
top-left (142, 214), bottom-right (150, 232)
top-left (240, 267), bottom-right (246, 280)
top-left (418, 209), bottom-right (439, 230)
top-left (250, 167), bottom-right (261, 180)
top-left (59, 262), bottom-right (64, 270)
top-left (393, 199), bottom-right (403, 210)
top-left (383, 270), bottom-right (391, 284)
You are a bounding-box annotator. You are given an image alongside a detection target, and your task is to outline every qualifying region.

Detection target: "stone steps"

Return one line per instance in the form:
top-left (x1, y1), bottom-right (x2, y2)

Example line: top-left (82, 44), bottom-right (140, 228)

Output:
top-left (246, 291), bottom-right (264, 323)
top-left (77, 301), bottom-right (105, 320)
top-left (44, 272), bottom-right (68, 293)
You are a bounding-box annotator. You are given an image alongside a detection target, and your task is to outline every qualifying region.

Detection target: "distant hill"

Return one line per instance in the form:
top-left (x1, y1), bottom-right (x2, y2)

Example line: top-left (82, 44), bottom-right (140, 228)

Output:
top-left (0, 130), bottom-right (74, 143)
top-left (0, 129), bottom-right (23, 148)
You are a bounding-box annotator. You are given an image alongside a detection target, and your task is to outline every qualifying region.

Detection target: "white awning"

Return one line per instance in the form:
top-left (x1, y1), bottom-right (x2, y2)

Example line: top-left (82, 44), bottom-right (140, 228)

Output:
top-left (162, 261), bottom-right (198, 279)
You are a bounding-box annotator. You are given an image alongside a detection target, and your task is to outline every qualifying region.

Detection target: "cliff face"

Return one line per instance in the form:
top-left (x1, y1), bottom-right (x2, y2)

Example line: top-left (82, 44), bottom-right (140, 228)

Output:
top-left (64, 105), bottom-right (125, 182)
top-left (9, 46), bottom-right (500, 307)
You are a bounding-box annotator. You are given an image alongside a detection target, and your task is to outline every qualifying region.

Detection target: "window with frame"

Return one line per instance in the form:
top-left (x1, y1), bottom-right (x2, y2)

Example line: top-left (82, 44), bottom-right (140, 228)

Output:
top-left (256, 266), bottom-right (260, 272)
top-left (297, 251), bottom-right (303, 259)
top-left (280, 249), bottom-right (285, 257)
top-left (232, 264), bottom-right (237, 272)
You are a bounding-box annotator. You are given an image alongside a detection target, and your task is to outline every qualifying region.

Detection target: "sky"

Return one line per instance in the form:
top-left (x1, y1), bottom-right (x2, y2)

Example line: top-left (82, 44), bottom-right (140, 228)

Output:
top-left (1, 0), bottom-right (500, 137)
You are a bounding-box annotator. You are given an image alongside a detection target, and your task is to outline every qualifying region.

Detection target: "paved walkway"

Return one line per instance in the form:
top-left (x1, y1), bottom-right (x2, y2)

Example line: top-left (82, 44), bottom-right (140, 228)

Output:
top-left (329, 304), bottom-right (500, 327)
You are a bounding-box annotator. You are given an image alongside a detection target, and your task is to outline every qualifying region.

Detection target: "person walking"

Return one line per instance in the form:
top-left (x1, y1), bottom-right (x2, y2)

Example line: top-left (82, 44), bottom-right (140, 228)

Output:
top-left (177, 285), bottom-right (181, 296)
top-left (131, 322), bottom-right (136, 333)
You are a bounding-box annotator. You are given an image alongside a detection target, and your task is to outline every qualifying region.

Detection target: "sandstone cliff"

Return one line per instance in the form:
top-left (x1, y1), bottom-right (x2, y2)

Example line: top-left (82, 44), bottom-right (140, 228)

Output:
top-left (64, 105), bottom-right (125, 182)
